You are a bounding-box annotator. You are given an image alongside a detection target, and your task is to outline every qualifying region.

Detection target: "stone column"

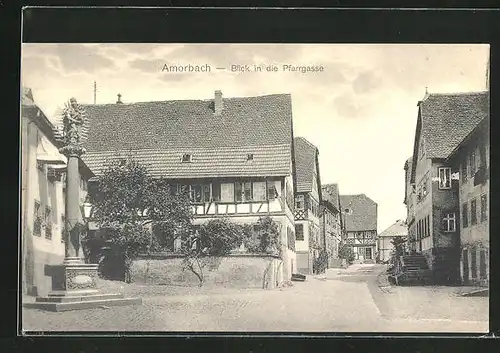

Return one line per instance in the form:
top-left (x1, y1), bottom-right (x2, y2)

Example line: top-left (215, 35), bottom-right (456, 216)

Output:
top-left (63, 149), bottom-right (84, 262)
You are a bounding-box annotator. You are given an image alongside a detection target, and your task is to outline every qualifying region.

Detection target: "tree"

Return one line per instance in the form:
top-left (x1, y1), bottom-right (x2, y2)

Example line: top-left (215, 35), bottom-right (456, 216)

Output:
top-left (83, 157), bottom-right (193, 283)
top-left (180, 218), bottom-right (244, 287)
top-left (390, 236), bottom-right (407, 258)
top-left (338, 243), bottom-right (355, 265)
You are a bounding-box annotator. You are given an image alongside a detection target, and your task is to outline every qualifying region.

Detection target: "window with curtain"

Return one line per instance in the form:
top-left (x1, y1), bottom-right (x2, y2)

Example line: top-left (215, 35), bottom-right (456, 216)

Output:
top-left (252, 181), bottom-right (267, 201)
top-left (220, 183), bottom-right (235, 202)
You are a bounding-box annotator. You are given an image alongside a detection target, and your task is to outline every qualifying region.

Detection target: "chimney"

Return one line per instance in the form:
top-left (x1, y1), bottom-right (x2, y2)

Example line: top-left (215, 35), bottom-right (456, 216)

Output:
top-left (116, 93), bottom-right (123, 104)
top-left (214, 90), bottom-right (223, 115)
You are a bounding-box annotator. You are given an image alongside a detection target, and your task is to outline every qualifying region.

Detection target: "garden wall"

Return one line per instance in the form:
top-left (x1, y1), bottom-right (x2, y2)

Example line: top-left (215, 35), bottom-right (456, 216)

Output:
top-left (130, 253), bottom-right (283, 289)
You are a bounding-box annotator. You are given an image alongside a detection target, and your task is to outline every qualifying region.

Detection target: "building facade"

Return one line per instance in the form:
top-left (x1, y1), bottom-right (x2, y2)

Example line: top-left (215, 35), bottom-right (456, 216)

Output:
top-left (293, 137), bottom-right (323, 275)
top-left (377, 220), bottom-right (408, 263)
top-left (446, 114), bottom-right (489, 286)
top-left (321, 183), bottom-right (342, 268)
top-left (408, 91), bottom-right (489, 284)
top-left (403, 157), bottom-right (417, 254)
top-left (339, 194), bottom-right (378, 263)
top-left (21, 88), bottom-right (93, 296)
top-left (81, 91), bottom-right (298, 283)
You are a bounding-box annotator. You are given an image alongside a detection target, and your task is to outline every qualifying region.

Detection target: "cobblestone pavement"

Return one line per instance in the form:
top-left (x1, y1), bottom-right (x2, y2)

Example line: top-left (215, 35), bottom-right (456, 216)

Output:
top-left (22, 264), bottom-right (489, 333)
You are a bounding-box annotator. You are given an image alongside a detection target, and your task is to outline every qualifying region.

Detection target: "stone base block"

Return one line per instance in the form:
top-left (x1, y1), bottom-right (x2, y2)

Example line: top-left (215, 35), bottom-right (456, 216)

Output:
top-left (26, 258), bottom-right (142, 311)
top-left (25, 295), bottom-right (142, 312)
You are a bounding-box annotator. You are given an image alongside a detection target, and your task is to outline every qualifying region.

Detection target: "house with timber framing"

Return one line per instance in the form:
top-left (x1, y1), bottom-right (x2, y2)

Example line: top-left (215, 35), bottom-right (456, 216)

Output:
top-left (80, 90), bottom-right (298, 283)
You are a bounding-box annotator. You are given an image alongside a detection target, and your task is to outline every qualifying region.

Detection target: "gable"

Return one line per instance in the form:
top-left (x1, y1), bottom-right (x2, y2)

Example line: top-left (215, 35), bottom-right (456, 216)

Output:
top-left (294, 137), bottom-right (319, 193)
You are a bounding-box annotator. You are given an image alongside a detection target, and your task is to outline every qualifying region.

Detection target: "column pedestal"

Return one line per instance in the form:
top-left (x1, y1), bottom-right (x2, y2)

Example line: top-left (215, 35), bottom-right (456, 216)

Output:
top-left (25, 259), bottom-right (142, 311)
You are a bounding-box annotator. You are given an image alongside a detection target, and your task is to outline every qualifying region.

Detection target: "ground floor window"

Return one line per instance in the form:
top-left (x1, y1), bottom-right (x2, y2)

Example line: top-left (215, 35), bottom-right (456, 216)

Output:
top-left (470, 247), bottom-right (477, 279)
top-left (365, 247), bottom-right (373, 260)
top-left (479, 249), bottom-right (487, 280)
top-left (462, 249), bottom-right (469, 282)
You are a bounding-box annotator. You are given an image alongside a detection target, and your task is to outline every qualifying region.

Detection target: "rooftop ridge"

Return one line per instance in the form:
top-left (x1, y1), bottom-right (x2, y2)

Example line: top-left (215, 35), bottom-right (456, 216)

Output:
top-left (424, 90), bottom-right (489, 99)
top-left (81, 93), bottom-right (292, 107)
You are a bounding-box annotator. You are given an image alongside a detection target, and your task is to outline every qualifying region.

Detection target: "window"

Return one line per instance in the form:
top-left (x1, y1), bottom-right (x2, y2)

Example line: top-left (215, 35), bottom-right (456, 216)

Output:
top-left (426, 215), bottom-right (430, 237)
top-left (61, 214), bottom-right (66, 243)
top-left (235, 181), bottom-right (252, 202)
top-left (33, 201), bottom-right (41, 236)
top-left (296, 195), bottom-right (305, 210)
top-left (252, 181), bottom-right (267, 201)
top-left (461, 162), bottom-right (468, 184)
top-left (267, 181), bottom-right (277, 200)
top-left (462, 203), bottom-right (469, 228)
top-left (468, 151), bottom-right (476, 178)
top-left (295, 224), bottom-right (304, 241)
top-left (471, 198), bottom-right (477, 225)
top-left (442, 213), bottom-right (456, 232)
top-left (438, 167), bottom-right (451, 189)
top-left (470, 247), bottom-right (477, 279)
top-left (247, 153), bottom-right (254, 161)
top-left (189, 184), bottom-right (203, 203)
top-left (44, 206), bottom-right (52, 239)
top-left (188, 184), bottom-right (211, 203)
top-left (181, 154), bottom-right (192, 163)
top-left (80, 176), bottom-right (87, 192)
top-left (220, 183), bottom-right (234, 203)
top-left (480, 194), bottom-right (488, 222)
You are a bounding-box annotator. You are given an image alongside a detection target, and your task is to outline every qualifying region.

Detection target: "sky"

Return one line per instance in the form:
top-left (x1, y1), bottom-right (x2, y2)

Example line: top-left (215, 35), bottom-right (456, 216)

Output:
top-left (20, 43), bottom-right (490, 232)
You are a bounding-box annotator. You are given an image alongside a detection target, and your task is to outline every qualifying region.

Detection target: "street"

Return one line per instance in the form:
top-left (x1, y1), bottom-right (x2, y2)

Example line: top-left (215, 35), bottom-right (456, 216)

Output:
top-left (22, 264), bottom-right (489, 333)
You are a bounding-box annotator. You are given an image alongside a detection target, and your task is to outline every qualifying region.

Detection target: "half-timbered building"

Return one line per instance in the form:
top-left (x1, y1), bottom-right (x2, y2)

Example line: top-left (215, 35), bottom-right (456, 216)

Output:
top-left (293, 137), bottom-right (323, 275)
top-left (339, 194), bottom-right (378, 263)
top-left (80, 91), bottom-right (298, 283)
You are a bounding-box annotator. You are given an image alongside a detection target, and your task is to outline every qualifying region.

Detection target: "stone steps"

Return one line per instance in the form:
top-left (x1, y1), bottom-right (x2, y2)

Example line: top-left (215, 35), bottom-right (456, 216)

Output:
top-left (35, 293), bottom-right (124, 303)
top-left (24, 294), bottom-right (142, 312)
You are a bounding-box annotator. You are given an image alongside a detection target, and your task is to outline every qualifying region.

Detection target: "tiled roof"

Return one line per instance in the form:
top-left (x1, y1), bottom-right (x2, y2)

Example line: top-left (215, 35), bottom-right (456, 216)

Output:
top-left (294, 137), bottom-right (318, 193)
top-left (322, 183), bottom-right (339, 210)
top-left (378, 220), bottom-right (408, 238)
top-left (340, 194), bottom-right (377, 231)
top-left (83, 145), bottom-right (291, 179)
top-left (419, 91), bottom-right (489, 159)
top-left (79, 93), bottom-right (294, 179)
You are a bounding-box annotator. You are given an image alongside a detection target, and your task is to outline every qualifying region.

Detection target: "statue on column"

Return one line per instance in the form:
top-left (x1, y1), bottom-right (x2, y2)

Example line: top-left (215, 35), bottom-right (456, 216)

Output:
top-left (56, 97), bottom-right (88, 153)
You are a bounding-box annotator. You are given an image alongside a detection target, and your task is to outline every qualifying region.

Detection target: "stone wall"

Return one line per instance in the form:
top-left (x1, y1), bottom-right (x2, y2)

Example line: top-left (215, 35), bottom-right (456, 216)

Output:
top-left (130, 253), bottom-right (283, 289)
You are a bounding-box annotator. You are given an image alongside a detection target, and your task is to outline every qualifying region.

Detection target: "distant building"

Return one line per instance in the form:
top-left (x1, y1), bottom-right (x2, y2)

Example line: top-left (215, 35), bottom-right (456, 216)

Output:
top-left (293, 137), bottom-right (323, 275)
top-left (321, 183), bottom-right (342, 267)
top-left (340, 194), bottom-right (378, 263)
top-left (445, 110), bottom-right (489, 286)
top-left (21, 88), bottom-right (93, 296)
top-left (408, 90), bottom-right (489, 284)
top-left (80, 91), bottom-right (298, 284)
top-left (377, 220), bottom-right (408, 263)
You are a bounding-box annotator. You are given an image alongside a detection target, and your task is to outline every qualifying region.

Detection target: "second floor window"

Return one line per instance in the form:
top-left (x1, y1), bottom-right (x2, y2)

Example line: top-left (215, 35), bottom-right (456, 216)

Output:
top-left (45, 206), bottom-right (52, 240)
top-left (235, 181), bottom-right (252, 202)
top-left (461, 162), bottom-right (468, 184)
top-left (33, 201), bottom-right (42, 236)
top-left (296, 195), bottom-right (305, 210)
top-left (438, 167), bottom-right (451, 189)
top-left (471, 198), bottom-right (477, 225)
top-left (442, 212), bottom-right (456, 232)
top-left (468, 150), bottom-right (476, 178)
top-left (480, 194), bottom-right (488, 222)
top-left (61, 214), bottom-right (66, 243)
top-left (295, 224), bottom-right (304, 241)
